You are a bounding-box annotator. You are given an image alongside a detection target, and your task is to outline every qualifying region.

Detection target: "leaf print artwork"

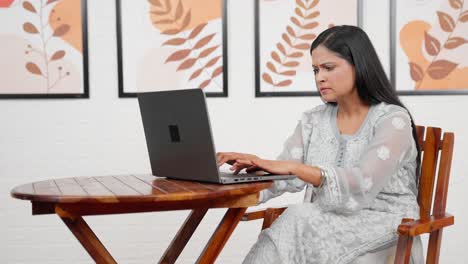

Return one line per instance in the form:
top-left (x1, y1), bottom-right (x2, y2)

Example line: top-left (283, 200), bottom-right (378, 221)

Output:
top-left (398, 0), bottom-right (468, 91)
top-left (256, 0), bottom-right (360, 96)
top-left (149, 0), bottom-right (224, 91)
top-left (116, 0), bottom-right (226, 97)
top-left (0, 0), bottom-right (88, 98)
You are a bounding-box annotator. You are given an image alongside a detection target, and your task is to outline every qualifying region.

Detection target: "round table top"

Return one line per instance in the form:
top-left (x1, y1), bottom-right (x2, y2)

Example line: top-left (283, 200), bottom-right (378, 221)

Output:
top-left (11, 174), bottom-right (272, 204)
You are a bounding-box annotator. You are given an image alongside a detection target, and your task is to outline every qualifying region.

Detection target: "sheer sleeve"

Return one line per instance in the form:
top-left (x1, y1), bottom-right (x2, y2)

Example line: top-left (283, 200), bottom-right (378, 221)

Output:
top-left (258, 121), bottom-right (308, 204)
top-left (316, 110), bottom-right (416, 214)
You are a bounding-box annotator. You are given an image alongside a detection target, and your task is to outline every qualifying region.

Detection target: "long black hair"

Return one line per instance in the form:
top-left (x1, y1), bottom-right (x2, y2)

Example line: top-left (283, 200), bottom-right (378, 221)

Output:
top-left (310, 25), bottom-right (421, 184)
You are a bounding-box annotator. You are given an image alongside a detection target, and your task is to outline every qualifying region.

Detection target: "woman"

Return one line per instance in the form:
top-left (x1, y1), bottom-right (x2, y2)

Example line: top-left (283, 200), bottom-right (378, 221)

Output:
top-left (217, 26), bottom-right (423, 263)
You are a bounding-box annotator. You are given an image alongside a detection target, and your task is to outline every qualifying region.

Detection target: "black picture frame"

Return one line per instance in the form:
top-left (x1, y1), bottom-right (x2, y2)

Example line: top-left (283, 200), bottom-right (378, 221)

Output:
top-left (255, 0), bottom-right (362, 97)
top-left (390, 0), bottom-right (468, 96)
top-left (116, 0), bottom-right (228, 98)
top-left (0, 0), bottom-right (89, 99)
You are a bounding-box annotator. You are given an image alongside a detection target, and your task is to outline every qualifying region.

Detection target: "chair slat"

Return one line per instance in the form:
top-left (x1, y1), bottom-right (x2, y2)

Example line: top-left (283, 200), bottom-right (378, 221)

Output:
top-left (417, 127), bottom-right (441, 221)
top-left (432, 133), bottom-right (454, 217)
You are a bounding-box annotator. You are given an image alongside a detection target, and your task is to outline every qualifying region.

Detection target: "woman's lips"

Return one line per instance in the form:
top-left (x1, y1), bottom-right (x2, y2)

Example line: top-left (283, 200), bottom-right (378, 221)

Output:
top-left (320, 87), bottom-right (332, 93)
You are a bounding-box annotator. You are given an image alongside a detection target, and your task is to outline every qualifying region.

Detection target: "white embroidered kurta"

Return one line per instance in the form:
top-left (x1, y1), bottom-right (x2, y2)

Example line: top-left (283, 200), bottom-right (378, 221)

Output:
top-left (243, 102), bottom-right (422, 264)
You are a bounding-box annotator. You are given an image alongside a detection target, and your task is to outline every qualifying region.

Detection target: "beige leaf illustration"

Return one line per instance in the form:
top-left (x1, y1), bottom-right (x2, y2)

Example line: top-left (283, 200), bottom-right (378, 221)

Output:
top-left (162, 28), bottom-right (181, 35)
top-left (296, 0), bottom-right (306, 9)
top-left (424, 31), bottom-right (440, 56)
top-left (286, 26), bottom-right (296, 37)
top-left (262, 73), bottom-right (274, 85)
top-left (460, 10), bottom-right (468, 22)
top-left (276, 80), bottom-right (292, 87)
top-left (437, 11), bottom-right (455, 32)
top-left (205, 56), bottom-right (221, 67)
top-left (25, 62), bottom-right (42, 75)
top-left (163, 38), bottom-right (187, 46)
top-left (50, 50), bottom-right (66, 61)
top-left (277, 43), bottom-right (286, 55)
top-left (288, 52), bottom-right (303, 58)
top-left (271, 51), bottom-right (282, 63)
top-left (189, 68), bottom-right (203, 80)
top-left (164, 0), bottom-right (171, 12)
top-left (177, 58), bottom-right (197, 71)
top-left (189, 23), bottom-right (207, 39)
top-left (304, 22), bottom-right (319, 29)
top-left (283, 61), bottom-right (300, 67)
top-left (148, 0), bottom-right (162, 7)
top-left (294, 43), bottom-right (309, 50)
top-left (199, 45), bottom-right (219, 58)
top-left (151, 10), bottom-right (167, 16)
top-left (53, 25), bottom-right (70, 37)
top-left (165, 49), bottom-right (191, 62)
top-left (180, 10), bottom-right (191, 30)
top-left (444, 37), bottom-right (468, 49)
top-left (291, 17), bottom-right (302, 28)
top-left (267, 62), bottom-right (278, 73)
top-left (154, 19), bottom-right (173, 24)
top-left (409, 62), bottom-right (423, 82)
top-left (308, 0), bottom-right (319, 9)
top-left (306, 11), bottom-right (320, 19)
top-left (427, 60), bottom-right (458, 79)
top-left (46, 0), bottom-right (59, 4)
top-left (211, 66), bottom-right (223, 78)
top-left (194, 33), bottom-right (216, 49)
top-left (279, 70), bottom-right (296, 76)
top-left (174, 1), bottom-right (184, 21)
top-left (23, 1), bottom-right (36, 13)
top-left (199, 79), bottom-right (211, 89)
top-left (295, 8), bottom-right (304, 18)
top-left (282, 34), bottom-right (292, 46)
top-left (449, 0), bottom-right (463, 9)
top-left (298, 34), bottom-right (316, 40)
top-left (23, 23), bottom-right (39, 34)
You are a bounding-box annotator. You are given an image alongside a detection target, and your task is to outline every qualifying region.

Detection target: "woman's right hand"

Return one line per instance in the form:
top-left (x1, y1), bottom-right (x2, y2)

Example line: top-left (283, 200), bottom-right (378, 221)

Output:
top-left (216, 152), bottom-right (260, 174)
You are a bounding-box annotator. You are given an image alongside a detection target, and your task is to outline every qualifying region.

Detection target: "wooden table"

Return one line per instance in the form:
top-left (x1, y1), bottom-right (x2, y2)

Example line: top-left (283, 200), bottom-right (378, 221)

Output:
top-left (10, 174), bottom-right (272, 264)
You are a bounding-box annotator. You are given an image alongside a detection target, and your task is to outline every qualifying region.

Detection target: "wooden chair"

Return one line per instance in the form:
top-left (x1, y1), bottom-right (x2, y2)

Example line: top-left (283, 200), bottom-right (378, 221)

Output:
top-left (241, 126), bottom-right (455, 264)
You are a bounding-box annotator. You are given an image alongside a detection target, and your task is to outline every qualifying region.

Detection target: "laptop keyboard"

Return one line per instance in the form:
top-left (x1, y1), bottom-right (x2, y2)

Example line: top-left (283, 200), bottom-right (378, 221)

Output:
top-left (219, 172), bottom-right (270, 179)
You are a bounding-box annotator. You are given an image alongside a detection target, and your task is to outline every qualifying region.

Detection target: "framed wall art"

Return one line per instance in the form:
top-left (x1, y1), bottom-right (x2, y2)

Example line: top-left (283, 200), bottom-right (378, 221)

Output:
top-left (391, 0), bottom-right (468, 95)
top-left (255, 0), bottom-right (362, 97)
top-left (0, 0), bottom-right (89, 99)
top-left (116, 0), bottom-right (228, 97)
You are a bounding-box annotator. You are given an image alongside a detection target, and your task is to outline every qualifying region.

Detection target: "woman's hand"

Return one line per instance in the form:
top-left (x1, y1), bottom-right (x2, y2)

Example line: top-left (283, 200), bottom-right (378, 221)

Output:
top-left (233, 158), bottom-right (300, 176)
top-left (216, 152), bottom-right (259, 166)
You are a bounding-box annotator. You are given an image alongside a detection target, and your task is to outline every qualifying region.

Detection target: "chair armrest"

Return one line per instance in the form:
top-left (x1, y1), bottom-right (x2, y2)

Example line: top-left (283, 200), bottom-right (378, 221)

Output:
top-left (241, 210), bottom-right (266, 221)
top-left (397, 213), bottom-right (454, 237)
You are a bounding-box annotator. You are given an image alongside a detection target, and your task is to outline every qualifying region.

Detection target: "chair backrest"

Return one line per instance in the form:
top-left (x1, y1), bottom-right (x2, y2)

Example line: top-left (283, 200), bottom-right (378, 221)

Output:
top-left (415, 126), bottom-right (454, 261)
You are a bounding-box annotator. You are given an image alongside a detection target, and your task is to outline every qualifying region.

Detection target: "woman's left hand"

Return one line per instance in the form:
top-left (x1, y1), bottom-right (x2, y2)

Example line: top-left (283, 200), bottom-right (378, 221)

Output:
top-left (231, 158), bottom-right (300, 175)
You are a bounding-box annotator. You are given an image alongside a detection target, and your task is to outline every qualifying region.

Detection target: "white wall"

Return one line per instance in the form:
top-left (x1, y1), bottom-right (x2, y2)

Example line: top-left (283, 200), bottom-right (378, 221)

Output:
top-left (2, 0), bottom-right (467, 263)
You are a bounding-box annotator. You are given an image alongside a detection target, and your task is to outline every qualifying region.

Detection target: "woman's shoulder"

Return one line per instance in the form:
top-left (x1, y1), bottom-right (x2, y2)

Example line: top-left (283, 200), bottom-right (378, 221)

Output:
top-left (373, 102), bottom-right (411, 124)
top-left (301, 103), bottom-right (332, 119)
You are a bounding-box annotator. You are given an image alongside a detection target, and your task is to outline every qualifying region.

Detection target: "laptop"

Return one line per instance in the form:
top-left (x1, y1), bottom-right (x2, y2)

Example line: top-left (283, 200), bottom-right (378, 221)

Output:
top-left (137, 88), bottom-right (296, 184)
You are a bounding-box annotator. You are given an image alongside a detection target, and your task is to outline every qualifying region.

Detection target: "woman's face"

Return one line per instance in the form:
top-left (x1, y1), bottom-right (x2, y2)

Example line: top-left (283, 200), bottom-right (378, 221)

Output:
top-left (311, 45), bottom-right (357, 103)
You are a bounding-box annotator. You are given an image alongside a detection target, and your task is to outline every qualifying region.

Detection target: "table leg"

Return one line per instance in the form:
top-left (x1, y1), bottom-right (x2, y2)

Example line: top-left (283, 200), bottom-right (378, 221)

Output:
top-left (196, 207), bottom-right (247, 264)
top-left (159, 208), bottom-right (208, 264)
top-left (57, 207), bottom-right (117, 264)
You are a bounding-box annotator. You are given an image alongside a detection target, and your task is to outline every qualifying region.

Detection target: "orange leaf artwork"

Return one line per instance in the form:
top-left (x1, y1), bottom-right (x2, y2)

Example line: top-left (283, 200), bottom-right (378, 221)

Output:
top-left (25, 62), bottom-right (42, 75)
top-left (50, 50), bottom-right (66, 61)
top-left (426, 60), bottom-right (458, 80)
top-left (177, 58), bottom-right (197, 71)
top-left (444, 37), bottom-right (468, 49)
top-left (437, 11), bottom-right (455, 32)
top-left (424, 31), bottom-right (440, 56)
top-left (23, 22), bottom-right (39, 34)
top-left (165, 49), bottom-right (191, 62)
top-left (398, 0), bottom-right (468, 92)
top-left (409, 62), bottom-right (424, 82)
